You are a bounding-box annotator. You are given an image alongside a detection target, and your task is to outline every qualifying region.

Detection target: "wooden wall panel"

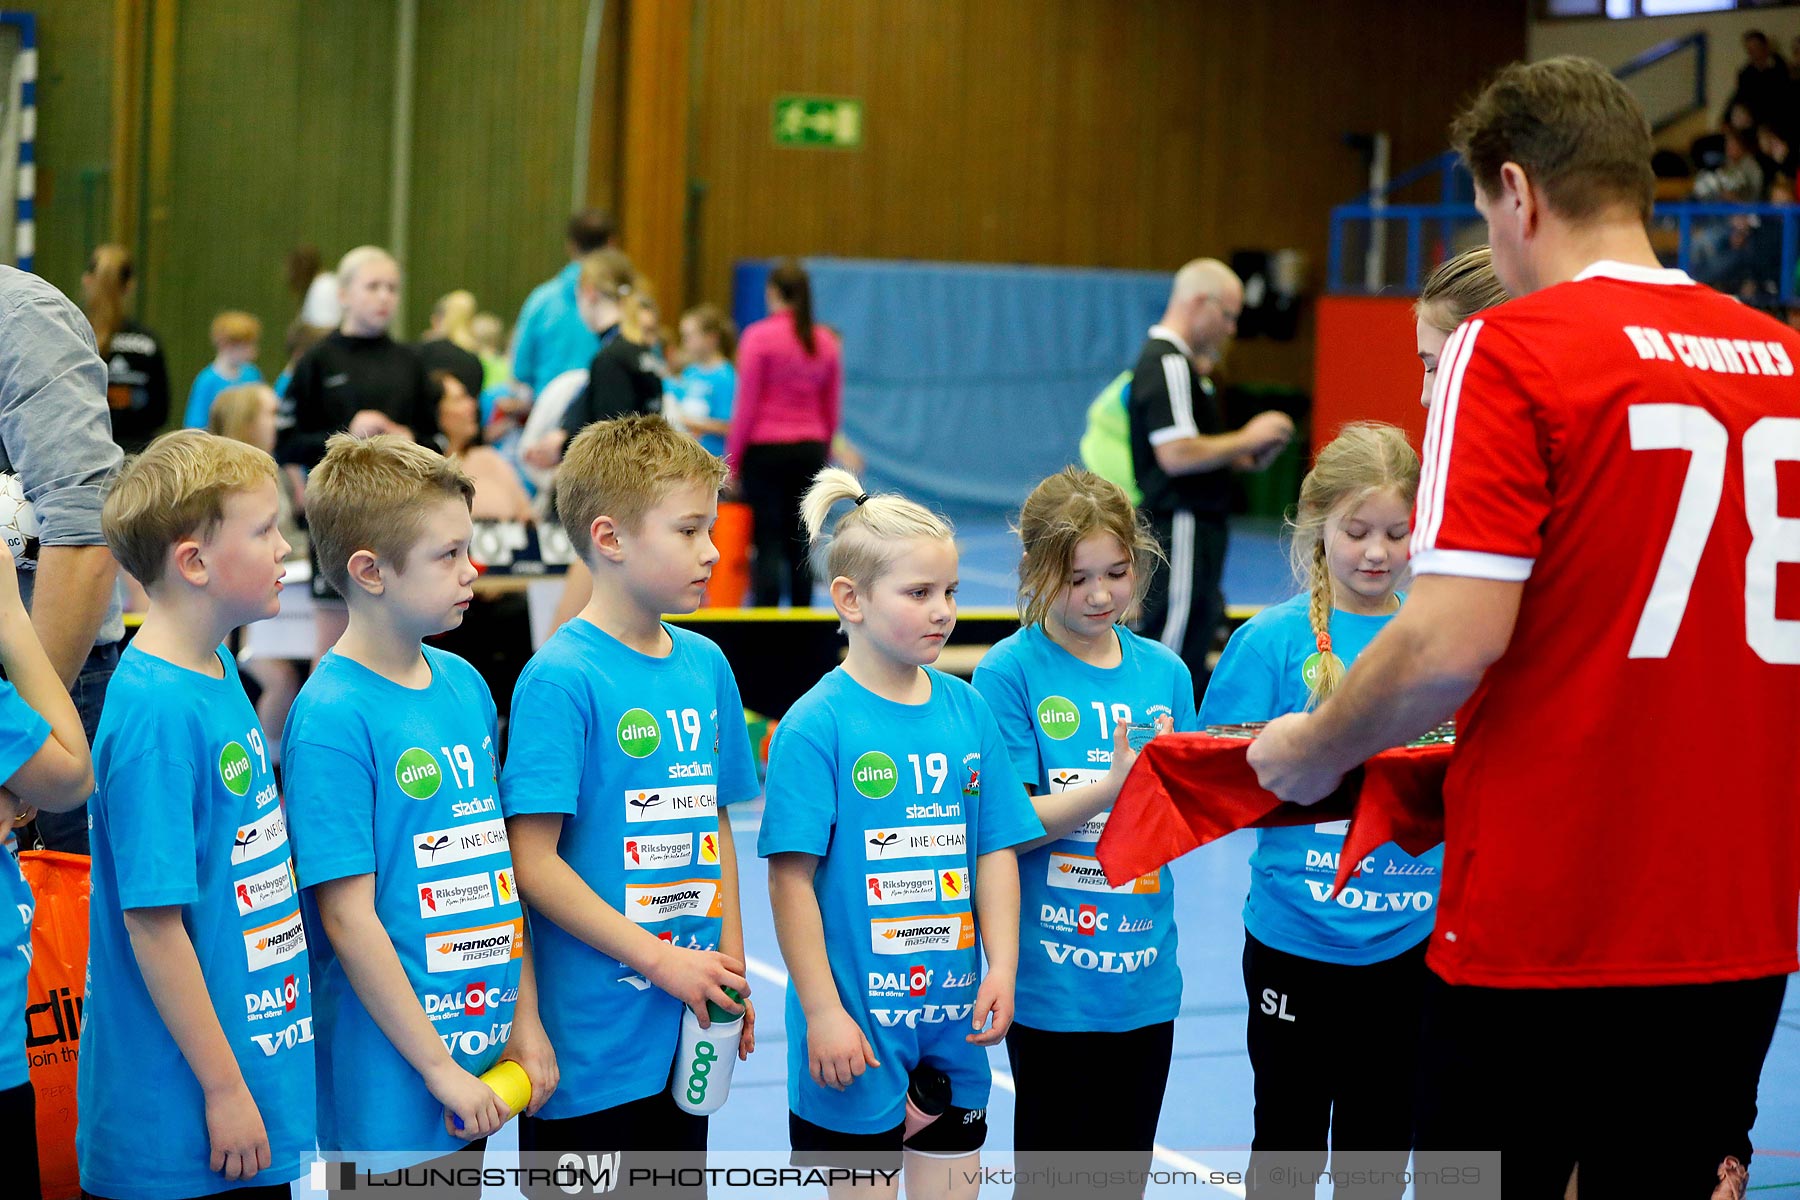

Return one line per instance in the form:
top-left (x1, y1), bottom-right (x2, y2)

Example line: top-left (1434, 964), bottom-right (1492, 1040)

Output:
top-left (688, 0), bottom-right (1526, 388)
top-left (33, 0), bottom-right (120, 294)
top-left (620, 0), bottom-right (696, 318)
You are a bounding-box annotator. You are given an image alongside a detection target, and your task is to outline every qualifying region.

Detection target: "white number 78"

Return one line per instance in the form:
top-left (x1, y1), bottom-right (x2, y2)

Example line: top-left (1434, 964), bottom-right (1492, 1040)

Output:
top-left (1628, 406), bottom-right (1800, 663)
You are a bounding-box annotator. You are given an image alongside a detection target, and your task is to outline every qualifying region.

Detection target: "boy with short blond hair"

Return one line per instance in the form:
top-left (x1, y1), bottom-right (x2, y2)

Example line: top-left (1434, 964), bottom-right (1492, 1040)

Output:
top-left (79, 429), bottom-right (314, 1200)
top-left (283, 433), bottom-right (555, 1182)
top-left (503, 414), bottom-right (757, 1184)
top-left (184, 310), bottom-right (265, 429)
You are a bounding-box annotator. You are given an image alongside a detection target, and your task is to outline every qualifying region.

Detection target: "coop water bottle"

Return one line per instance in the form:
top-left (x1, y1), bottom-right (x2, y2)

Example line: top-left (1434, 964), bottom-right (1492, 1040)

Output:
top-left (672, 988), bottom-right (743, 1115)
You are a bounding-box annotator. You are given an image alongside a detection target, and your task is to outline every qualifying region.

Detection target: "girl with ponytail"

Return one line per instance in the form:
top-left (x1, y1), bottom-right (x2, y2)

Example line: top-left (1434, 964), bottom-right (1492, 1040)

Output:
top-left (81, 244), bottom-right (170, 452)
top-left (1197, 421), bottom-right (1441, 1187)
top-left (759, 468), bottom-right (1043, 1192)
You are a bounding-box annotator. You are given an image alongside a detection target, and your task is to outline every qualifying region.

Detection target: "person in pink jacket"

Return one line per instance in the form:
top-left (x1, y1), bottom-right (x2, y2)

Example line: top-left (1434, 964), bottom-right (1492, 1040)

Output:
top-left (727, 260), bottom-right (845, 608)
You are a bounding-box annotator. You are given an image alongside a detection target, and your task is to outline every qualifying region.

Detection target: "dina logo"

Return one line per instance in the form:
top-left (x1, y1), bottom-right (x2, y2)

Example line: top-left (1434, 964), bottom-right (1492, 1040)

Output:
top-left (867, 831), bottom-right (899, 856)
top-left (219, 742), bottom-right (253, 796)
top-left (852, 751), bottom-right (898, 799)
top-left (417, 834), bottom-right (450, 861)
top-left (395, 747), bottom-right (442, 800)
top-left (1036, 696), bottom-right (1080, 741)
top-left (616, 708), bottom-right (662, 758)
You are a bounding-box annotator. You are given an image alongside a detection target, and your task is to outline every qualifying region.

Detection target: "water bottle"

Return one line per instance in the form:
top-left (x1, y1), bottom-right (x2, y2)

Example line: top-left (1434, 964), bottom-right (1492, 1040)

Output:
top-left (452, 1059), bottom-right (532, 1131)
top-left (672, 988), bottom-right (743, 1115)
top-left (903, 1066), bottom-right (952, 1140)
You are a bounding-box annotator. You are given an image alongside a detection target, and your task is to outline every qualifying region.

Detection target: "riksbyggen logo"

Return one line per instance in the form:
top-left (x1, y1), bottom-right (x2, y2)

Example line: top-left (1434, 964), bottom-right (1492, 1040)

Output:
top-left (416, 871), bottom-right (495, 919)
top-left (1047, 851), bottom-right (1159, 894)
top-left (623, 832), bottom-right (694, 870)
top-left (864, 870), bottom-right (937, 907)
top-left (233, 860), bottom-right (295, 916)
top-left (870, 911), bottom-right (975, 955)
top-left (395, 747), bottom-right (442, 799)
top-left (1035, 696), bottom-right (1080, 741)
top-left (625, 878), bottom-right (724, 923)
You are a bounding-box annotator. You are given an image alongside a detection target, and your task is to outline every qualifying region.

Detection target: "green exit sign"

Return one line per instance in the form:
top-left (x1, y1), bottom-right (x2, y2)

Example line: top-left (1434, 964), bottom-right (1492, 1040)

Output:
top-left (772, 95), bottom-right (863, 149)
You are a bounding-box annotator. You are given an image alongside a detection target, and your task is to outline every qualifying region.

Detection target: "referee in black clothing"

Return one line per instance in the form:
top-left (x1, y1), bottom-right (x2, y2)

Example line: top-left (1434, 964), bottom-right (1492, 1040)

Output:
top-left (1129, 259), bottom-right (1294, 698)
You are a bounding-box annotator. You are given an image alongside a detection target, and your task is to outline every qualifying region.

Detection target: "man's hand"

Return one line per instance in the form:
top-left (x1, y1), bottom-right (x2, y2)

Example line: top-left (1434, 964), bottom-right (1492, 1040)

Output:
top-left (1246, 712), bottom-right (1347, 806)
top-left (1241, 410), bottom-right (1295, 456)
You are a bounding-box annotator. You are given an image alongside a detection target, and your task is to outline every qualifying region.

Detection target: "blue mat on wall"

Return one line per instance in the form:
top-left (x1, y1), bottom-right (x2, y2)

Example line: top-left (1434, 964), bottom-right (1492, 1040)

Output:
top-left (732, 257), bottom-right (1170, 524)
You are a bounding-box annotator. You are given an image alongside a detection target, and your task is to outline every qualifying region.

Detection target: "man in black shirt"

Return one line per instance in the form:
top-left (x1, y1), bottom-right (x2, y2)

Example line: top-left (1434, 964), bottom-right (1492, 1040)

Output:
top-left (1129, 259), bottom-right (1294, 696)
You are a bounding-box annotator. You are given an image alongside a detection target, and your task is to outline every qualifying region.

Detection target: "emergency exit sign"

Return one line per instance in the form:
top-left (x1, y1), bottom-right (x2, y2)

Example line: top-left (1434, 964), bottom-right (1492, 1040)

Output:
top-left (773, 96), bottom-right (863, 149)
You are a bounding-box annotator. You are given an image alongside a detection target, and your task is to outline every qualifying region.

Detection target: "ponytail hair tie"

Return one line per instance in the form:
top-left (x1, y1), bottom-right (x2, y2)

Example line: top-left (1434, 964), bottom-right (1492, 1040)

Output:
top-left (855, 493), bottom-right (870, 506)
top-left (1316, 631), bottom-right (1333, 655)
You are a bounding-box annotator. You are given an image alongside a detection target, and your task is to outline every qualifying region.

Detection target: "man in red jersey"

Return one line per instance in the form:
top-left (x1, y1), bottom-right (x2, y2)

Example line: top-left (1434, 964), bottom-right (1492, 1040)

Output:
top-left (1248, 56), bottom-right (1797, 1197)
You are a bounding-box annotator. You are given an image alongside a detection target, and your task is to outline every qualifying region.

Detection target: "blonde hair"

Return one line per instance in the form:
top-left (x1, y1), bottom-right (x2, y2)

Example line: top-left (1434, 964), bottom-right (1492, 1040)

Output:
top-left (1286, 422), bottom-right (1420, 707)
top-left (800, 467), bottom-right (954, 589)
top-left (1015, 468), bottom-right (1162, 629)
top-left (470, 312), bottom-right (505, 358)
top-left (556, 414), bottom-right (728, 554)
top-left (305, 434), bottom-right (474, 597)
top-left (83, 244), bottom-right (134, 356)
top-left (102, 429), bottom-right (277, 587)
top-left (577, 248), bottom-right (636, 301)
top-left (209, 310), bottom-right (262, 347)
top-left (336, 245), bottom-right (398, 291)
top-left (1415, 246), bottom-right (1507, 334)
top-left (622, 276), bottom-right (658, 344)
top-left (207, 383), bottom-right (277, 445)
top-left (432, 290), bottom-right (478, 351)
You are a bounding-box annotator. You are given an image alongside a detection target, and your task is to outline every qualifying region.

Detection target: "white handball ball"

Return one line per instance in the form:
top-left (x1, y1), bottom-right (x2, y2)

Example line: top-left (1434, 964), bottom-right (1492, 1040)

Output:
top-left (0, 474), bottom-right (41, 570)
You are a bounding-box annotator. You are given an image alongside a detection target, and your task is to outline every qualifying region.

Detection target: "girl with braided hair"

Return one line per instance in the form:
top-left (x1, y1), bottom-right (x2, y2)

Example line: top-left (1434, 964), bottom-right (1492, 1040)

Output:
top-left (1197, 421), bottom-right (1439, 1198)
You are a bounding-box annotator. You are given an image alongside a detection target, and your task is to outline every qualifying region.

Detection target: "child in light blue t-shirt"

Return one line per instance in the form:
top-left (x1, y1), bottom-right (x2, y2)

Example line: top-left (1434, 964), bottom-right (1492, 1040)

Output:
top-left (671, 304), bottom-right (738, 458)
top-left (79, 431), bottom-right (314, 1200)
top-left (282, 434), bottom-right (555, 1175)
top-left (971, 467), bottom-right (1193, 1181)
top-left (1198, 422), bottom-right (1440, 1190)
top-left (185, 310), bottom-right (264, 429)
top-left (502, 415), bottom-right (758, 1175)
top-left (760, 469), bottom-right (1042, 1186)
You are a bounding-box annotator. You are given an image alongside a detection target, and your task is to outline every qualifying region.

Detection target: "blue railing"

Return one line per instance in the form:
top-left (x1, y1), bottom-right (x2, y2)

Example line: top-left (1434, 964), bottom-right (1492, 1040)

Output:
top-left (1615, 30), bottom-right (1708, 132)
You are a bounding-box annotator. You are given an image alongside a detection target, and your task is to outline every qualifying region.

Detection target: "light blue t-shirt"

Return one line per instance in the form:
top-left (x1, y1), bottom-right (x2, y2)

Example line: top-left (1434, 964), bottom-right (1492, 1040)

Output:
top-left (759, 668), bottom-right (1044, 1134)
top-left (283, 647), bottom-right (518, 1166)
top-left (973, 625), bottom-right (1194, 1033)
top-left (1198, 592), bottom-right (1443, 966)
top-left (672, 361), bottom-right (737, 458)
top-left (183, 361), bottom-right (264, 429)
top-left (0, 680), bottom-right (50, 1092)
top-left (79, 646), bottom-right (315, 1200)
top-left (501, 619), bottom-right (759, 1119)
top-left (512, 263), bottom-right (600, 395)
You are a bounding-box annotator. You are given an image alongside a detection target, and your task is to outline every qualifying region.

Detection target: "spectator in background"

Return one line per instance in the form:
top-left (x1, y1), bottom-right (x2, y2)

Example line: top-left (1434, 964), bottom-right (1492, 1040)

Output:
top-left (80, 244), bottom-right (168, 454)
top-left (511, 208), bottom-right (617, 398)
top-left (279, 245), bottom-right (437, 471)
top-left (181, 310), bottom-right (263, 428)
top-left (274, 318), bottom-right (329, 400)
top-left (1, 265), bottom-right (124, 853)
top-left (1692, 127), bottom-right (1769, 289)
top-left (433, 370), bottom-right (534, 522)
top-left (470, 310), bottom-right (511, 392)
top-left (1724, 30), bottom-right (1794, 140)
top-left (727, 259), bottom-right (844, 608)
top-left (673, 304), bottom-right (737, 457)
top-left (1127, 258), bottom-right (1294, 697)
top-left (207, 382), bottom-right (307, 762)
top-left (289, 243), bottom-right (341, 329)
top-left (1693, 124), bottom-right (1766, 202)
top-left (418, 288), bottom-right (486, 404)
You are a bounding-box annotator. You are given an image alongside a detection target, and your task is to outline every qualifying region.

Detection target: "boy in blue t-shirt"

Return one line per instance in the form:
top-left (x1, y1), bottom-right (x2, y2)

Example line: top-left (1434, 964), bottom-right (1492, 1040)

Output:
top-left (672, 305), bottom-right (737, 458)
top-left (282, 434), bottom-right (555, 1180)
top-left (185, 310), bottom-right (265, 429)
top-left (0, 533), bottom-right (97, 1199)
top-left (80, 430), bottom-right (314, 1200)
top-left (502, 415), bottom-right (758, 1185)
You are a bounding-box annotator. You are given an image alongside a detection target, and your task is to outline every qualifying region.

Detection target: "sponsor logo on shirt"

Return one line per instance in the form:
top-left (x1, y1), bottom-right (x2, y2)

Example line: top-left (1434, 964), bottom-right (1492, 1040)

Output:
top-left (234, 860), bottom-right (296, 916)
top-left (1038, 941), bottom-right (1159, 973)
top-left (412, 818), bottom-right (509, 868)
top-left (219, 741), bottom-right (254, 797)
top-left (625, 878), bottom-right (725, 923)
top-left (231, 807), bottom-right (288, 866)
top-left (1305, 848), bottom-right (1375, 876)
top-left (244, 909), bottom-right (308, 972)
top-left (395, 747), bottom-right (443, 799)
top-left (616, 708), bottom-right (662, 758)
top-left (1046, 851), bottom-right (1159, 894)
top-left (252, 780), bottom-right (281, 810)
top-left (668, 761), bottom-right (713, 780)
top-left (864, 823), bottom-right (966, 860)
top-left (1116, 916), bottom-right (1155, 935)
top-left (624, 786), bottom-right (716, 823)
top-left (1040, 902), bottom-right (1108, 936)
top-left (866, 965), bottom-right (932, 999)
top-left (1047, 768), bottom-right (1103, 795)
top-left (245, 974), bottom-right (301, 1022)
top-left (698, 831), bottom-right (719, 865)
top-left (442, 1020), bottom-right (514, 1058)
top-left (904, 801), bottom-right (961, 820)
top-left (1621, 324), bottom-right (1795, 376)
top-left (1304, 881), bottom-right (1435, 912)
top-left (624, 832), bottom-right (695, 870)
top-left (426, 918), bottom-right (524, 973)
top-left (864, 870), bottom-right (937, 907)
top-left (418, 871), bottom-right (496, 919)
top-left (868, 1003), bottom-right (975, 1028)
top-left (451, 796), bottom-right (497, 819)
top-left (1036, 696), bottom-right (1080, 741)
top-left (938, 868), bottom-right (968, 901)
top-left (248, 1014), bottom-right (314, 1057)
top-left (494, 868), bottom-right (517, 903)
top-left (961, 753), bottom-right (981, 797)
top-left (1066, 809), bottom-right (1110, 844)
top-left (423, 982), bottom-right (520, 1023)
top-left (941, 969), bottom-right (977, 989)
top-left (852, 751), bottom-right (899, 799)
top-left (870, 912), bottom-right (975, 955)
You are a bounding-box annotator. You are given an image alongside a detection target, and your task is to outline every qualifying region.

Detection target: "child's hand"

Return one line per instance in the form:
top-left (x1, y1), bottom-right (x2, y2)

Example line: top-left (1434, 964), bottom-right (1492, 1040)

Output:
top-left (204, 1083), bottom-right (271, 1180)
top-left (808, 1006), bottom-right (878, 1090)
top-left (644, 942), bottom-right (749, 1026)
top-left (429, 1062), bottom-right (509, 1140)
top-left (738, 996), bottom-right (756, 1059)
top-left (500, 1016), bottom-right (560, 1118)
top-left (966, 972), bottom-right (1014, 1046)
top-left (1105, 715), bottom-right (1172, 786)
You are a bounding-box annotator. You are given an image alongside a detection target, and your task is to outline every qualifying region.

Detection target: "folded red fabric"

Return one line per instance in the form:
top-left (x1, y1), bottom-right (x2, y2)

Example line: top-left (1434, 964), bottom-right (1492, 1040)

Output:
top-left (1094, 732), bottom-right (1451, 893)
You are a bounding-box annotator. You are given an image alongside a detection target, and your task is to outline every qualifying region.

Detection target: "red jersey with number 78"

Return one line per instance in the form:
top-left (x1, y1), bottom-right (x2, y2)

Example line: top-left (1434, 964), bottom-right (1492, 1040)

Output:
top-left (1410, 259), bottom-right (1800, 989)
